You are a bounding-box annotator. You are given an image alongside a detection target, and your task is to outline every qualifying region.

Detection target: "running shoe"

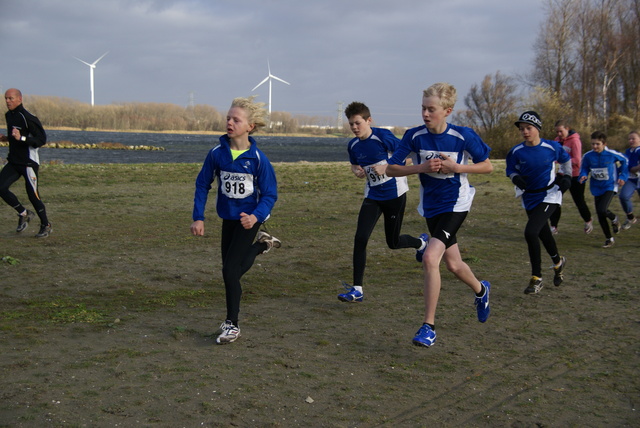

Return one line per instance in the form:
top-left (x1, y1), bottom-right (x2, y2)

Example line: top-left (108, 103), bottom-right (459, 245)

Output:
top-left (16, 210), bottom-right (35, 232)
top-left (338, 282), bottom-right (363, 302)
top-left (524, 276), bottom-right (543, 294)
top-left (584, 220), bottom-right (593, 234)
top-left (216, 320), bottom-right (240, 344)
top-left (415, 233), bottom-right (430, 263)
top-left (474, 280), bottom-right (491, 323)
top-left (35, 223), bottom-right (52, 238)
top-left (603, 238), bottom-right (615, 248)
top-left (412, 323), bottom-right (436, 347)
top-left (621, 217), bottom-right (637, 230)
top-left (553, 256), bottom-right (566, 286)
top-left (612, 216), bottom-right (620, 234)
top-left (256, 231), bottom-right (281, 254)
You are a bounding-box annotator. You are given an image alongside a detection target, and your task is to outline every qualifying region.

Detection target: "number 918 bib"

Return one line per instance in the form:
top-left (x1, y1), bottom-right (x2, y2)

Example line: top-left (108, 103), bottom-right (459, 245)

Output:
top-left (220, 172), bottom-right (254, 199)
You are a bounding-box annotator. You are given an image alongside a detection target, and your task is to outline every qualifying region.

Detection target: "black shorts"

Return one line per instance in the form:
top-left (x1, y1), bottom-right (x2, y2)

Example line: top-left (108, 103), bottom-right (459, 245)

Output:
top-left (426, 211), bottom-right (468, 249)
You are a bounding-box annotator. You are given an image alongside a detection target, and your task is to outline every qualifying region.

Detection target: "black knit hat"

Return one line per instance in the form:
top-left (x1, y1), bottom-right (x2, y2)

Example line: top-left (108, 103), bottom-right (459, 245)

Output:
top-left (514, 111), bottom-right (542, 131)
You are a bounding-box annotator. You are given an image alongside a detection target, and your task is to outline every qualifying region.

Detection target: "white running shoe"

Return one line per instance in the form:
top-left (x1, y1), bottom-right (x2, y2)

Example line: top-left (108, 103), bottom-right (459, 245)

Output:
top-left (256, 231), bottom-right (281, 254)
top-left (584, 220), bottom-right (593, 234)
top-left (621, 217), bottom-right (637, 230)
top-left (216, 320), bottom-right (240, 344)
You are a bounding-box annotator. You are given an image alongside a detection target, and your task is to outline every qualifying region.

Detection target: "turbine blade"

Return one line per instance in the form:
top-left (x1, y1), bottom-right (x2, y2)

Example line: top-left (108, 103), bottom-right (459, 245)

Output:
top-left (73, 57), bottom-right (93, 67)
top-left (252, 76), bottom-right (269, 91)
top-left (92, 51), bottom-right (109, 66)
top-left (270, 75), bottom-right (291, 85)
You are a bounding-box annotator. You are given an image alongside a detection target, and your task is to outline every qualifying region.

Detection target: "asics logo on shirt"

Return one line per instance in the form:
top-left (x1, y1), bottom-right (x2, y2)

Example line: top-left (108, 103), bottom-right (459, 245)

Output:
top-left (222, 173), bottom-right (247, 181)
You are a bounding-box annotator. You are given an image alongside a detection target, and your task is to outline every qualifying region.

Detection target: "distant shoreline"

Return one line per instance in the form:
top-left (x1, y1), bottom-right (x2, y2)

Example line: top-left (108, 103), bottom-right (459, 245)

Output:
top-left (46, 126), bottom-right (344, 139)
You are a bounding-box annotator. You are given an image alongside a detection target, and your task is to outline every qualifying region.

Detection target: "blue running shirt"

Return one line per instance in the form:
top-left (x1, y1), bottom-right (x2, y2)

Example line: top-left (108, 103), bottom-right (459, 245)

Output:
top-left (348, 127), bottom-right (409, 200)
top-left (388, 124), bottom-right (491, 217)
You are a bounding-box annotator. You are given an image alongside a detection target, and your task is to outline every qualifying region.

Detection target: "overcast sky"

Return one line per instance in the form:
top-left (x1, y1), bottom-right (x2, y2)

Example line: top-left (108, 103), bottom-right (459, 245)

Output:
top-left (0, 0), bottom-right (545, 127)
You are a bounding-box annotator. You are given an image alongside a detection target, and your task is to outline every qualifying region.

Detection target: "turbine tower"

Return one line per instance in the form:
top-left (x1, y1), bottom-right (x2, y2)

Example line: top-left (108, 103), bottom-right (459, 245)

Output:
top-left (74, 51), bottom-right (109, 106)
top-left (252, 61), bottom-right (290, 115)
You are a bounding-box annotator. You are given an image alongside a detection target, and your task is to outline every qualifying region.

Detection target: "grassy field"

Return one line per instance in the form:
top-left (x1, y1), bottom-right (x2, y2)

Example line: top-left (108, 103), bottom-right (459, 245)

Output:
top-left (0, 161), bottom-right (638, 427)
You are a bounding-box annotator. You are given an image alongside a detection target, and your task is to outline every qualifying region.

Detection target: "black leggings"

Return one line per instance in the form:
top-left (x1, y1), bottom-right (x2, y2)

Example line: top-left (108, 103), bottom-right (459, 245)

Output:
top-left (550, 177), bottom-right (592, 226)
top-left (594, 191), bottom-right (617, 239)
top-left (353, 194), bottom-right (421, 286)
top-left (525, 203), bottom-right (561, 277)
top-left (0, 162), bottom-right (49, 225)
top-left (220, 219), bottom-right (268, 325)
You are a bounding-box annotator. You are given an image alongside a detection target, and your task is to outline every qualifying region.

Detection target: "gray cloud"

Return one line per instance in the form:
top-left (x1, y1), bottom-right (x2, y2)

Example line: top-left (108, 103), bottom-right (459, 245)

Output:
top-left (0, 0), bottom-right (544, 126)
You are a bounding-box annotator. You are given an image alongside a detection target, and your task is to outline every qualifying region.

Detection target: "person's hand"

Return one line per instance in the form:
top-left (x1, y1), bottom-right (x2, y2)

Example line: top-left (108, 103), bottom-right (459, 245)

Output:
top-left (439, 153), bottom-right (458, 174)
top-left (190, 220), bottom-right (205, 236)
top-left (511, 174), bottom-right (527, 190)
top-left (351, 165), bottom-right (365, 179)
top-left (240, 212), bottom-right (258, 230)
top-left (579, 176), bottom-right (587, 184)
top-left (370, 163), bottom-right (387, 176)
top-left (420, 156), bottom-right (442, 174)
top-left (556, 174), bottom-right (572, 192)
top-left (11, 127), bottom-right (22, 141)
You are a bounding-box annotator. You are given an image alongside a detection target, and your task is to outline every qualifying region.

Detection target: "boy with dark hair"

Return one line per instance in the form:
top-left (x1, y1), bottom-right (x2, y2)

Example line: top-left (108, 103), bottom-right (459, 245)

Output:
top-left (579, 131), bottom-right (628, 248)
top-left (338, 101), bottom-right (428, 303)
top-left (506, 111), bottom-right (571, 294)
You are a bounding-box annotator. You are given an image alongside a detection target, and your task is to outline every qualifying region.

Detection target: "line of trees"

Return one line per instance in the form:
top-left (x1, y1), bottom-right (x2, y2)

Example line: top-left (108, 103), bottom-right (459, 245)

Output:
top-left (456, 0), bottom-right (638, 157)
top-left (6, 95), bottom-right (339, 136)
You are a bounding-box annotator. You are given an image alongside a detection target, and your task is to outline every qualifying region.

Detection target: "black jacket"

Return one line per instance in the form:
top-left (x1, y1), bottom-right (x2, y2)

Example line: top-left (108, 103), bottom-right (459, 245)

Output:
top-left (5, 104), bottom-right (47, 166)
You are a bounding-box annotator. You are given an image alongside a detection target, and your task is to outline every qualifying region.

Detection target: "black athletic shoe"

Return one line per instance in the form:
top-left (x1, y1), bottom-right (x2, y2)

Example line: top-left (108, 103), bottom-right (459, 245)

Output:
top-left (524, 276), bottom-right (543, 294)
top-left (612, 216), bottom-right (620, 234)
top-left (35, 223), bottom-right (52, 238)
top-left (16, 210), bottom-right (35, 232)
top-left (553, 256), bottom-right (566, 286)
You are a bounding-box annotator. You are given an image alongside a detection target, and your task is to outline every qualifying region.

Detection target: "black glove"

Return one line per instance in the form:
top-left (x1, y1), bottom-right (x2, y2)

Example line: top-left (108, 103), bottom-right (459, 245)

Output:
top-left (555, 175), bottom-right (572, 193)
top-left (511, 174), bottom-right (527, 191)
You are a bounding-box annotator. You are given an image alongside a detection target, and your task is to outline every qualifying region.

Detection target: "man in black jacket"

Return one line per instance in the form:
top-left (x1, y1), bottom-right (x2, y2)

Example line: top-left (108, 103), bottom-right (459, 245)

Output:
top-left (0, 88), bottom-right (52, 237)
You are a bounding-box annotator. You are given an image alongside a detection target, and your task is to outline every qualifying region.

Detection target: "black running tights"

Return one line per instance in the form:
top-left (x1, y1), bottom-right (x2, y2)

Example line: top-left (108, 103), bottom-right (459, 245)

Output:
top-left (353, 194), bottom-right (421, 286)
top-left (220, 219), bottom-right (267, 326)
top-left (525, 203), bottom-right (561, 277)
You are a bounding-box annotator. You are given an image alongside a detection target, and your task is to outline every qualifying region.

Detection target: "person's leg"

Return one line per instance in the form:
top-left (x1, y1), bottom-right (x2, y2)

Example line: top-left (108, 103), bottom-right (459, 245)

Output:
top-left (352, 198), bottom-right (381, 286)
top-left (570, 177), bottom-right (592, 223)
top-left (619, 180), bottom-right (637, 231)
top-left (524, 203), bottom-right (557, 277)
top-left (380, 194), bottom-right (422, 250)
top-left (220, 220), bottom-right (261, 326)
top-left (0, 163), bottom-right (25, 214)
top-left (23, 165), bottom-right (49, 226)
top-left (595, 192), bottom-right (615, 239)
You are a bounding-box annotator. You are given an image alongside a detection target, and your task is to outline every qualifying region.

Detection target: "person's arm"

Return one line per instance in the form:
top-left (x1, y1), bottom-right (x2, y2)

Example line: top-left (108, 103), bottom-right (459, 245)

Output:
top-left (351, 164), bottom-right (365, 178)
top-left (439, 155), bottom-right (493, 175)
top-left (386, 160), bottom-right (435, 177)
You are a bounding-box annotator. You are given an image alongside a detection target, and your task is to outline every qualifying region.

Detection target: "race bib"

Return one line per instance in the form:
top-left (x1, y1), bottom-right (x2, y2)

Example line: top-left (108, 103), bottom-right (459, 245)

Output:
top-left (590, 167), bottom-right (609, 181)
top-left (220, 171), bottom-right (254, 199)
top-left (419, 150), bottom-right (456, 179)
top-left (364, 160), bottom-right (392, 187)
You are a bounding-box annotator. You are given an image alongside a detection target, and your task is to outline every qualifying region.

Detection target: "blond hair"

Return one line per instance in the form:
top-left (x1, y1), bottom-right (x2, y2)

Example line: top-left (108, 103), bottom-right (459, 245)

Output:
top-left (230, 96), bottom-right (268, 134)
top-left (423, 82), bottom-right (457, 110)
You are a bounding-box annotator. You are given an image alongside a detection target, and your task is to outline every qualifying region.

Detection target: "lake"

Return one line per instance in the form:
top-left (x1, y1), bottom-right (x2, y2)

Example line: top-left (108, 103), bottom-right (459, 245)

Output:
top-left (0, 130), bottom-right (350, 164)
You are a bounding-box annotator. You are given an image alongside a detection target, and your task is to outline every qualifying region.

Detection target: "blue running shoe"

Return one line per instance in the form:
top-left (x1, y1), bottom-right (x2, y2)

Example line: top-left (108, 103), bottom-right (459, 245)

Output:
top-left (415, 233), bottom-right (430, 263)
top-left (412, 323), bottom-right (436, 347)
top-left (338, 282), bottom-right (363, 302)
top-left (475, 280), bottom-right (491, 323)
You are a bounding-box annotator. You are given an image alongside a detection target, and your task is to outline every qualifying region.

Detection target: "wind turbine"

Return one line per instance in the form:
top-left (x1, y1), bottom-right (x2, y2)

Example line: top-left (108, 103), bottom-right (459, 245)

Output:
top-left (74, 51), bottom-right (109, 106)
top-left (252, 61), bottom-right (290, 115)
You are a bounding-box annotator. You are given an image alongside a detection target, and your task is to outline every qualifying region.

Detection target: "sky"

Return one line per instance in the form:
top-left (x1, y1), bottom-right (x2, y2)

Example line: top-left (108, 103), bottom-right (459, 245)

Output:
top-left (0, 0), bottom-right (546, 127)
